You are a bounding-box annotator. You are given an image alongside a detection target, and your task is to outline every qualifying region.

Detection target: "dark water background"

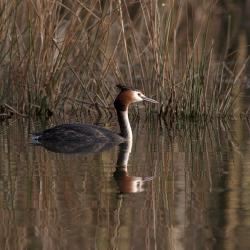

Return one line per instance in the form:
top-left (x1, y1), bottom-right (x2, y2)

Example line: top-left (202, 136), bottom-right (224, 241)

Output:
top-left (1, 117), bottom-right (250, 250)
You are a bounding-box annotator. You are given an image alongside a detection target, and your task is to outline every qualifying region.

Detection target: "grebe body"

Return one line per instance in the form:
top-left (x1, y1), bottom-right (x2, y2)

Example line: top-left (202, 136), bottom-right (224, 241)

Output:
top-left (32, 85), bottom-right (158, 152)
top-left (33, 123), bottom-right (124, 143)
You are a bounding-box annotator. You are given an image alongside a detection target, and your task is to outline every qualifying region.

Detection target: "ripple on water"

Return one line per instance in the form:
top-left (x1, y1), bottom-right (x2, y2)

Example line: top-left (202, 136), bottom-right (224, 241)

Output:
top-left (0, 119), bottom-right (250, 249)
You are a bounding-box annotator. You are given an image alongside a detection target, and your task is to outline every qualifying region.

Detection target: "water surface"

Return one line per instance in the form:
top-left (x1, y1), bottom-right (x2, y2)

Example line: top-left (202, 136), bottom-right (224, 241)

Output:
top-left (0, 118), bottom-right (250, 250)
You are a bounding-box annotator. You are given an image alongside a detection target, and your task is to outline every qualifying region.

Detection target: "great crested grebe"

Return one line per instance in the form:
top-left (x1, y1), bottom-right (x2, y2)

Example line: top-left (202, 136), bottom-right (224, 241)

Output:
top-left (32, 85), bottom-right (158, 150)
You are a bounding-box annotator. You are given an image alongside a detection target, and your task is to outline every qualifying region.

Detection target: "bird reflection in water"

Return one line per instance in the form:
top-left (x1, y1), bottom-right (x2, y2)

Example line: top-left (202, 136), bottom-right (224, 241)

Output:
top-left (33, 138), bottom-right (153, 195)
top-left (113, 140), bottom-right (153, 195)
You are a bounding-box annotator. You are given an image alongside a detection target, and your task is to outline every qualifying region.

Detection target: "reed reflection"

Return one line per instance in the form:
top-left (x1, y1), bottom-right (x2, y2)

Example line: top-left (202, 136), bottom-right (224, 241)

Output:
top-left (3, 118), bottom-right (250, 249)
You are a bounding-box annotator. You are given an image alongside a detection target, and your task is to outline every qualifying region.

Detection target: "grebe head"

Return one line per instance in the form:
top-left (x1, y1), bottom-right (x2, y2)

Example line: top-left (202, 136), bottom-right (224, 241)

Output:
top-left (114, 85), bottom-right (158, 111)
top-left (114, 85), bottom-right (158, 140)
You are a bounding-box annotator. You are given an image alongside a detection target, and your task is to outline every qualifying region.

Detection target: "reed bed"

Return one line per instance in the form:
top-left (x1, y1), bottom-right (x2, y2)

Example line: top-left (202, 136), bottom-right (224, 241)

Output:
top-left (0, 0), bottom-right (249, 120)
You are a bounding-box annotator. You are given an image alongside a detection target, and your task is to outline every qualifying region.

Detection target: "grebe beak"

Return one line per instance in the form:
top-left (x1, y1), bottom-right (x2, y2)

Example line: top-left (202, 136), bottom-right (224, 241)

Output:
top-left (142, 95), bottom-right (159, 104)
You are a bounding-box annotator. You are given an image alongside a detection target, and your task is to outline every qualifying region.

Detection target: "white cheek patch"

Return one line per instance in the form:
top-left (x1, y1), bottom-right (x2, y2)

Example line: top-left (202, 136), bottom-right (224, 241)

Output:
top-left (132, 91), bottom-right (144, 102)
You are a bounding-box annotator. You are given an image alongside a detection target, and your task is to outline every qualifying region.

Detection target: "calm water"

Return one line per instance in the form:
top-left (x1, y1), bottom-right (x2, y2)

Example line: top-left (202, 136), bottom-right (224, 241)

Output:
top-left (1, 118), bottom-right (250, 250)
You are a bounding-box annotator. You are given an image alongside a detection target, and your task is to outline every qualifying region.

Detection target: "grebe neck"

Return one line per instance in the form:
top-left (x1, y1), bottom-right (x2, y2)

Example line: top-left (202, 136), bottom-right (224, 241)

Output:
top-left (116, 109), bottom-right (132, 141)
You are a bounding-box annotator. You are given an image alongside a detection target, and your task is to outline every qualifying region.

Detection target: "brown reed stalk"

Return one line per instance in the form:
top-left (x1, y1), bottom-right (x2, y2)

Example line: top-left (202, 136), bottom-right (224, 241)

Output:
top-left (0, 0), bottom-right (247, 119)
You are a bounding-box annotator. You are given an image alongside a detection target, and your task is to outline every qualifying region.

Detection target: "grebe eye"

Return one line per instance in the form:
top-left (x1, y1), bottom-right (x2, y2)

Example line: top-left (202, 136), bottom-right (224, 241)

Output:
top-left (138, 93), bottom-right (141, 96)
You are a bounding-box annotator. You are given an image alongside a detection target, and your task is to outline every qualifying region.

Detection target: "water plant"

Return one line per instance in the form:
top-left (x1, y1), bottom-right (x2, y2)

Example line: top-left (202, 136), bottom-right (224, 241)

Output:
top-left (0, 0), bottom-right (248, 120)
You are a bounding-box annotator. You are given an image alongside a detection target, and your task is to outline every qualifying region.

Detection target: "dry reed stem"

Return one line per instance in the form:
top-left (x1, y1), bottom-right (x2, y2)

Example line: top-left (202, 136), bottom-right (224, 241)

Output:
top-left (0, 0), bottom-right (248, 119)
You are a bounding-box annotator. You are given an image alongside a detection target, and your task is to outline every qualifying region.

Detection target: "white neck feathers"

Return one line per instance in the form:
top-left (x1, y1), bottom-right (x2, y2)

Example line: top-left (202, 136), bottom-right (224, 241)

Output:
top-left (117, 110), bottom-right (133, 141)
